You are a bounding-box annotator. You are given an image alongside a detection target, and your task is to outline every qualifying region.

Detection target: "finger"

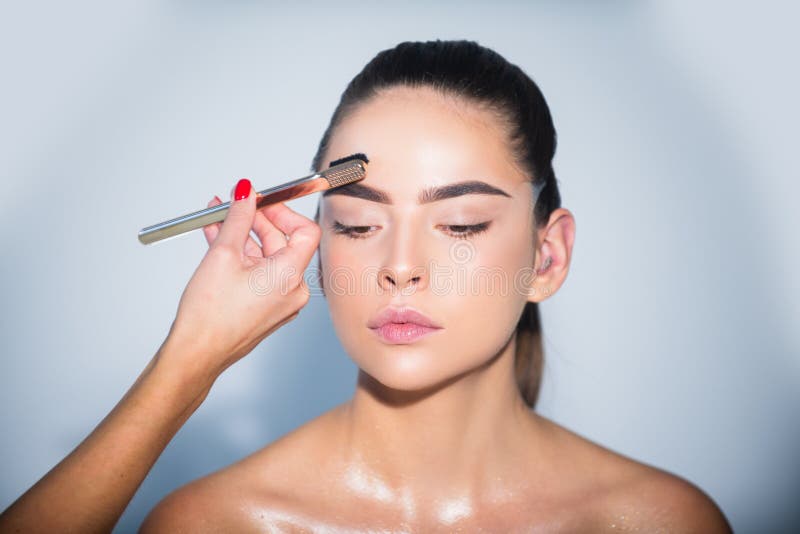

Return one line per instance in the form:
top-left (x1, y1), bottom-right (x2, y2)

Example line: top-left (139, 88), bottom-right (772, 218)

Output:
top-left (261, 202), bottom-right (321, 269)
top-left (252, 209), bottom-right (287, 257)
top-left (203, 196), bottom-right (223, 246)
top-left (213, 178), bottom-right (256, 253)
top-left (206, 195), bottom-right (265, 255)
top-left (244, 230), bottom-right (264, 258)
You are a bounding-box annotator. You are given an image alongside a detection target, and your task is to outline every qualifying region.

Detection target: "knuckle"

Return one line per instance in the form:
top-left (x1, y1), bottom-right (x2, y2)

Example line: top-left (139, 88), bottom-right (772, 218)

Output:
top-left (290, 224), bottom-right (321, 249)
top-left (307, 221), bottom-right (321, 239)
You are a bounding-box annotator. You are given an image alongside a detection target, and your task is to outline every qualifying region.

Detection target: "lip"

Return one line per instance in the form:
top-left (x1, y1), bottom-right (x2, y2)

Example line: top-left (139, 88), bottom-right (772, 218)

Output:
top-left (367, 305), bottom-right (443, 344)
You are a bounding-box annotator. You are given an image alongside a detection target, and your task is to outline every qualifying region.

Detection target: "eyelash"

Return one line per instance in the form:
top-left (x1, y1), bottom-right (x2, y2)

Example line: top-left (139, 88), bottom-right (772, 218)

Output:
top-left (331, 221), bottom-right (491, 240)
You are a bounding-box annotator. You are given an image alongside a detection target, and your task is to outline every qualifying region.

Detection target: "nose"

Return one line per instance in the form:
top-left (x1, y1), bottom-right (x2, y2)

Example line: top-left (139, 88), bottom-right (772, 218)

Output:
top-left (378, 266), bottom-right (423, 294)
top-left (377, 223), bottom-right (428, 295)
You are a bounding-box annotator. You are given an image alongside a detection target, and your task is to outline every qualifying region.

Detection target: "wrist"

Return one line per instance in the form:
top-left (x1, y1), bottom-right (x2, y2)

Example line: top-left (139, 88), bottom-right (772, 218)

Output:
top-left (152, 333), bottom-right (219, 409)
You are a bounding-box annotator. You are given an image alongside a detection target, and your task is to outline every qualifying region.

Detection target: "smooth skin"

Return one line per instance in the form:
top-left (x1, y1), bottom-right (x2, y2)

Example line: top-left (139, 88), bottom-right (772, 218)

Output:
top-left (1, 85), bottom-right (733, 533)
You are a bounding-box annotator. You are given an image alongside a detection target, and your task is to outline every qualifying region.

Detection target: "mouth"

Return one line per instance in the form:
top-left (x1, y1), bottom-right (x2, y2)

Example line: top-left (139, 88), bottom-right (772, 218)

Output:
top-left (367, 306), bottom-right (443, 344)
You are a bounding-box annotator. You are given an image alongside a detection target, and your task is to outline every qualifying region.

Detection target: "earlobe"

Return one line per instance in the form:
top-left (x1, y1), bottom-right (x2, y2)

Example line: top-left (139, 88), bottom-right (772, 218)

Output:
top-left (523, 259), bottom-right (548, 303)
top-left (533, 257), bottom-right (553, 300)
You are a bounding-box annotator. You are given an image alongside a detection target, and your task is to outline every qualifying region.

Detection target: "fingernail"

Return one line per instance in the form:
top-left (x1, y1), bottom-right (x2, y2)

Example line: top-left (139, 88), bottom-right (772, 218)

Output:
top-left (213, 195), bottom-right (221, 203)
top-left (234, 178), bottom-right (251, 201)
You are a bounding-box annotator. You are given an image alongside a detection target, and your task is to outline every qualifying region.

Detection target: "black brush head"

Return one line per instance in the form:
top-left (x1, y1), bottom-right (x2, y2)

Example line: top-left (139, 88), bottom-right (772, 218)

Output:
top-left (328, 153), bottom-right (369, 167)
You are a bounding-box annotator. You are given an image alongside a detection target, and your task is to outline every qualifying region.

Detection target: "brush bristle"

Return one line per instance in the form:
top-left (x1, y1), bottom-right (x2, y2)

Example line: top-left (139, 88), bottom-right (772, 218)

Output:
top-left (328, 153), bottom-right (369, 167)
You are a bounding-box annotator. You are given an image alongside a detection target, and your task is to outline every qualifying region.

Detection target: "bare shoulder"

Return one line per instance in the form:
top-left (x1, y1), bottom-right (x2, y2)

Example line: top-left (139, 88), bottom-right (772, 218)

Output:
top-left (588, 467), bottom-right (733, 533)
top-left (535, 416), bottom-right (732, 533)
top-left (139, 404), bottom-right (345, 533)
top-left (139, 473), bottom-right (253, 533)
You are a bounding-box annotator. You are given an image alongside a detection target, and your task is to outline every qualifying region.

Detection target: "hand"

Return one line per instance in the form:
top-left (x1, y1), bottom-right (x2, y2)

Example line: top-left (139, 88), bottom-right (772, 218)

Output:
top-left (163, 178), bottom-right (321, 383)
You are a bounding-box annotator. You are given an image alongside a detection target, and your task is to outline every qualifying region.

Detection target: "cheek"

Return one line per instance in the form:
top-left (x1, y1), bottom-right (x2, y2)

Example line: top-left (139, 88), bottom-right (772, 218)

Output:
top-left (319, 238), bottom-right (373, 351)
top-left (319, 236), bottom-right (373, 300)
top-left (434, 238), bottom-right (531, 353)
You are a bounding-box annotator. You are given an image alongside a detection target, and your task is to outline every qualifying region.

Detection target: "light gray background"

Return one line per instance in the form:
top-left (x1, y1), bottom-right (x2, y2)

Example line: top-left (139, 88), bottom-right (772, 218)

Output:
top-left (1, 2), bottom-right (797, 533)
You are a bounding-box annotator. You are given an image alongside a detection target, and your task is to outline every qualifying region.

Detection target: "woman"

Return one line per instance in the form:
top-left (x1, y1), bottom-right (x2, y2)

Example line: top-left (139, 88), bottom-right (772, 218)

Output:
top-left (0, 40), bottom-right (732, 533)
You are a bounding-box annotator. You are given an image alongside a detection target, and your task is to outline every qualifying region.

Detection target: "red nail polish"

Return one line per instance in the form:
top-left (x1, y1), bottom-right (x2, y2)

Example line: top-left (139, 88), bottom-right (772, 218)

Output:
top-left (234, 178), bottom-right (251, 201)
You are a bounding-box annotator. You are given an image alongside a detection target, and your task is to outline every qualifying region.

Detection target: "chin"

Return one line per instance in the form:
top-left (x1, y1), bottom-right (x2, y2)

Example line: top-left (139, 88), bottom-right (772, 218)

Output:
top-left (351, 344), bottom-right (476, 397)
top-left (368, 354), bottom-right (440, 388)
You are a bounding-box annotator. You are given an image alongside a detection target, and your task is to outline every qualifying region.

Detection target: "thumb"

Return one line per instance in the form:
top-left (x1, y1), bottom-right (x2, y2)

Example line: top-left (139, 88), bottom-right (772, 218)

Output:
top-left (213, 178), bottom-right (256, 251)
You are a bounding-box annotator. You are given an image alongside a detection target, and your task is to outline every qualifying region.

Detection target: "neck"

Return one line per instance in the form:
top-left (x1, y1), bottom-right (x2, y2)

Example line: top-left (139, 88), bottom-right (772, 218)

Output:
top-left (336, 333), bottom-right (542, 509)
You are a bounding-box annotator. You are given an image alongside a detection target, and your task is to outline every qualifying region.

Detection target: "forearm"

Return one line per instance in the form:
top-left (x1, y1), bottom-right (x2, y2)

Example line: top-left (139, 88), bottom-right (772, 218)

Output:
top-left (0, 337), bottom-right (215, 533)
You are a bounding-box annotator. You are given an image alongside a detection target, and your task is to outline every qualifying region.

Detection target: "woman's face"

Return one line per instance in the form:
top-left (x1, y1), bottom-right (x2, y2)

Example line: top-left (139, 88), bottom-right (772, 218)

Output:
top-left (318, 85), bottom-right (539, 392)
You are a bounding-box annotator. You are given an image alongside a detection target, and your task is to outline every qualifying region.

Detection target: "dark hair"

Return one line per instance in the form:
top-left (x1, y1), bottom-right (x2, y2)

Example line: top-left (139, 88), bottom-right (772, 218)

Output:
top-left (311, 40), bottom-right (561, 409)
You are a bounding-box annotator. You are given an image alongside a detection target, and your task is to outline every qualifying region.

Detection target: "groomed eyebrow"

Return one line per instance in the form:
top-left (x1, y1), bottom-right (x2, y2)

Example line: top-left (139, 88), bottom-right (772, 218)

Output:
top-left (322, 180), bottom-right (512, 204)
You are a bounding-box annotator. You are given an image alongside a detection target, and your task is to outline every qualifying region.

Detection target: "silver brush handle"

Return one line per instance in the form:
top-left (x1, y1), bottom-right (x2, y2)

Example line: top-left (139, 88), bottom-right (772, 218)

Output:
top-left (138, 159), bottom-right (366, 245)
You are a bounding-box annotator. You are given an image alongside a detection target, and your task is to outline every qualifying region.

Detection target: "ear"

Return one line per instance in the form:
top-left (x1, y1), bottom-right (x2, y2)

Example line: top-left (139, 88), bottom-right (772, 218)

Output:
top-left (526, 208), bottom-right (576, 303)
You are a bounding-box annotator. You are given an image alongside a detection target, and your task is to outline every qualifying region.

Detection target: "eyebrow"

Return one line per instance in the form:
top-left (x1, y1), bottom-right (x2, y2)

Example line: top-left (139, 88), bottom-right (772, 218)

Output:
top-left (322, 179), bottom-right (512, 204)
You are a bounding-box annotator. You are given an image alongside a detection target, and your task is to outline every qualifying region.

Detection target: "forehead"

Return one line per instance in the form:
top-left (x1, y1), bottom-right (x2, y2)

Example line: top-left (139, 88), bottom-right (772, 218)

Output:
top-left (322, 86), bottom-right (529, 202)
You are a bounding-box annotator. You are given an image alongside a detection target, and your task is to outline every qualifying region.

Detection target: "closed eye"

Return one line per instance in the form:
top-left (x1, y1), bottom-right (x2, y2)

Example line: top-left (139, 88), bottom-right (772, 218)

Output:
top-left (331, 221), bottom-right (491, 240)
top-left (331, 221), bottom-right (375, 238)
top-left (437, 222), bottom-right (491, 239)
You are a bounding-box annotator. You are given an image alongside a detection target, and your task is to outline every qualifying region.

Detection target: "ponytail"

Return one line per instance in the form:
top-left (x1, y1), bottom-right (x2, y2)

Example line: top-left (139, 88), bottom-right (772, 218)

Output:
top-left (514, 302), bottom-right (544, 408)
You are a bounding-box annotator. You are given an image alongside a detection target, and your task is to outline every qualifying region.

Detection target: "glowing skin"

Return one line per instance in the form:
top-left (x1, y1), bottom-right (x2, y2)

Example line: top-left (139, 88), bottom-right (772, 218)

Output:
top-left (320, 88), bottom-right (539, 397)
top-left (139, 86), bottom-right (732, 533)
